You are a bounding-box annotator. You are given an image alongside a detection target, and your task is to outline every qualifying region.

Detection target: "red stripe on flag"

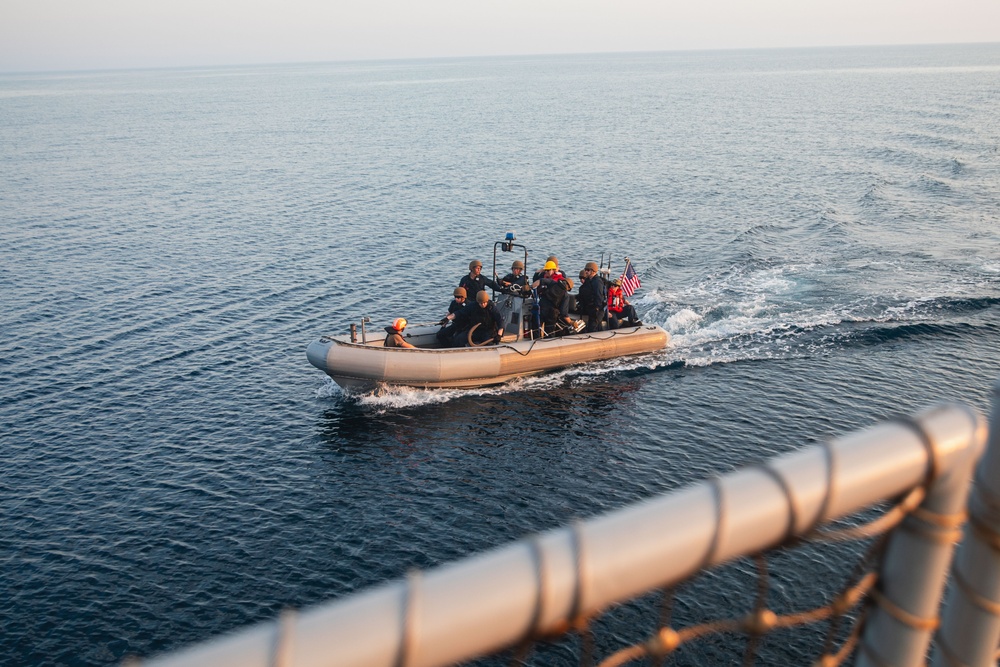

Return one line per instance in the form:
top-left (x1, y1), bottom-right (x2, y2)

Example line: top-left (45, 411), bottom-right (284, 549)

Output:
top-left (620, 262), bottom-right (641, 297)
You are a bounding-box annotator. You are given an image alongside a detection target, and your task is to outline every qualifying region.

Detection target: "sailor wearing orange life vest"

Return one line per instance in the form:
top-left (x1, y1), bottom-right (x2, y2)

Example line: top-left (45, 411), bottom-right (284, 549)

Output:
top-left (607, 279), bottom-right (642, 329)
top-left (383, 318), bottom-right (416, 348)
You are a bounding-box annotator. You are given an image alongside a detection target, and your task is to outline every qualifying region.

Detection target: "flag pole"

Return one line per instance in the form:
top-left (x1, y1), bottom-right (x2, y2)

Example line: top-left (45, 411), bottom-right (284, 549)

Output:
top-left (604, 254), bottom-right (614, 330)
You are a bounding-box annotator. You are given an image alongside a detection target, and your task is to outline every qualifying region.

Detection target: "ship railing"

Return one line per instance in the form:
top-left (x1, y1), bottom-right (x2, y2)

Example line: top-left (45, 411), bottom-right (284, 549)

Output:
top-left (133, 384), bottom-right (1000, 667)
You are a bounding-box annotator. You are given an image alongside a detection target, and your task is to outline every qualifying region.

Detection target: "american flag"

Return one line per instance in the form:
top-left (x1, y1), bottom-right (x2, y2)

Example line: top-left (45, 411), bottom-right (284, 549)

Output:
top-left (620, 259), bottom-right (641, 297)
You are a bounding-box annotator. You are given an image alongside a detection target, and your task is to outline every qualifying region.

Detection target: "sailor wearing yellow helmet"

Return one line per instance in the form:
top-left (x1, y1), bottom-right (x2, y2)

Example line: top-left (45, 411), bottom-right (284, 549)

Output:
top-left (531, 260), bottom-right (582, 334)
top-left (383, 318), bottom-right (416, 349)
top-left (531, 259), bottom-right (559, 286)
top-left (532, 255), bottom-right (563, 282)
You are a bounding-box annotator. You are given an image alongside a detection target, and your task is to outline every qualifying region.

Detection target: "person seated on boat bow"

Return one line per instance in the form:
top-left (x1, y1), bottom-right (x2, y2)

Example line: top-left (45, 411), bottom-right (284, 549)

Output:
top-left (449, 290), bottom-right (505, 347)
top-left (577, 261), bottom-right (608, 333)
top-left (608, 279), bottom-right (643, 329)
top-left (500, 260), bottom-right (530, 294)
top-left (459, 260), bottom-right (499, 301)
top-left (384, 318), bottom-right (416, 348)
top-left (531, 261), bottom-right (583, 335)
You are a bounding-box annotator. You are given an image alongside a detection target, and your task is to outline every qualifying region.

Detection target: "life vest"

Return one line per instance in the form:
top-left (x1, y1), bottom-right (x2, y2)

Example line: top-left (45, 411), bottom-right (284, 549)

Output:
top-left (608, 287), bottom-right (625, 313)
top-left (542, 279), bottom-right (567, 306)
top-left (383, 326), bottom-right (405, 347)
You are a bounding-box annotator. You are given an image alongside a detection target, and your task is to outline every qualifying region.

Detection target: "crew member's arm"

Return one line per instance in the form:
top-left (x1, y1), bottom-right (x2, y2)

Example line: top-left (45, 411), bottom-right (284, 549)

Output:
top-left (491, 307), bottom-right (505, 341)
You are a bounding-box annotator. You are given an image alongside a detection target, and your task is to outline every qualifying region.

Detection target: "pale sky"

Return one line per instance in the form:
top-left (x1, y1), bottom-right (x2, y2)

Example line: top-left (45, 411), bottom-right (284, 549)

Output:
top-left (2, 0), bottom-right (1000, 73)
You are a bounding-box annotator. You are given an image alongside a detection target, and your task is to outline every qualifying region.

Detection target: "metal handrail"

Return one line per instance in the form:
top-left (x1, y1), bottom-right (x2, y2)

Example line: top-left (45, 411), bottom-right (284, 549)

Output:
top-left (136, 400), bottom-right (997, 667)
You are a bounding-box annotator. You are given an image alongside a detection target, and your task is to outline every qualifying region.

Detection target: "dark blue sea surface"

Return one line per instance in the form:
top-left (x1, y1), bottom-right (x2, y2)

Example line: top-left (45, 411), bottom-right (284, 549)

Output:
top-left (2, 44), bottom-right (1000, 665)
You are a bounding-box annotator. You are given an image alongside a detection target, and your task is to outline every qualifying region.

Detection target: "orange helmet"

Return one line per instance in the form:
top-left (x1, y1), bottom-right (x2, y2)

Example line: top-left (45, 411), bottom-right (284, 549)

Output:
top-left (392, 318), bottom-right (407, 331)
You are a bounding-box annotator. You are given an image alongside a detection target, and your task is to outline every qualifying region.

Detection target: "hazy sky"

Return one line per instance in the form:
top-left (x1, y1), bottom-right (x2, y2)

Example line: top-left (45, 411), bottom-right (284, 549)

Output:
top-left (2, 0), bottom-right (1000, 73)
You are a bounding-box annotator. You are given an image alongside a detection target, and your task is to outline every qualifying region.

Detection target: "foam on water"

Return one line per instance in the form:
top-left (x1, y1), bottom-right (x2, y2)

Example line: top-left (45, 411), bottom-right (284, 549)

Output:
top-left (316, 269), bottom-right (1000, 407)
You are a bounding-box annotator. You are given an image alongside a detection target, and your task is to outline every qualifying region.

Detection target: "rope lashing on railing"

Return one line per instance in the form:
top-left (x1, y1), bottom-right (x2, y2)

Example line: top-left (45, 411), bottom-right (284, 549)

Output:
top-left (134, 404), bottom-right (987, 667)
top-left (270, 609), bottom-right (297, 667)
top-left (589, 412), bottom-right (979, 667)
top-left (807, 486), bottom-right (925, 544)
top-left (754, 463), bottom-right (800, 543)
top-left (542, 480), bottom-right (919, 667)
top-left (950, 567), bottom-right (1000, 616)
top-left (568, 521), bottom-right (596, 667)
top-left (593, 497), bottom-right (904, 667)
top-left (598, 566), bottom-right (881, 667)
top-left (892, 415), bottom-right (943, 484)
top-left (869, 588), bottom-right (940, 631)
top-left (394, 570), bottom-right (421, 667)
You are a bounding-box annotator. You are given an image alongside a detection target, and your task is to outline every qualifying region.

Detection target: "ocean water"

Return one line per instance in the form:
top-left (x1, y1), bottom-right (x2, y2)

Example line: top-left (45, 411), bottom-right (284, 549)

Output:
top-left (2, 44), bottom-right (1000, 665)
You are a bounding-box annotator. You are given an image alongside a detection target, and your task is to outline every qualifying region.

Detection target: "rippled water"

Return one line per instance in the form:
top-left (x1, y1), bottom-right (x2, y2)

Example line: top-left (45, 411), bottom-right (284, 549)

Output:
top-left (2, 44), bottom-right (1000, 666)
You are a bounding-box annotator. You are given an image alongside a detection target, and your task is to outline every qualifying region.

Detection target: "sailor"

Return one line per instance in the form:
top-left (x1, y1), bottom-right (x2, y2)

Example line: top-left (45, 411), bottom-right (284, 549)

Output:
top-left (532, 255), bottom-right (563, 282)
top-left (459, 260), bottom-right (499, 300)
top-left (607, 279), bottom-right (643, 329)
top-left (500, 260), bottom-right (530, 293)
top-left (531, 261), bottom-right (581, 335)
top-left (576, 261), bottom-right (608, 332)
top-left (436, 287), bottom-right (469, 344)
top-left (439, 287), bottom-right (469, 324)
top-left (450, 290), bottom-right (505, 347)
top-left (384, 318), bottom-right (416, 348)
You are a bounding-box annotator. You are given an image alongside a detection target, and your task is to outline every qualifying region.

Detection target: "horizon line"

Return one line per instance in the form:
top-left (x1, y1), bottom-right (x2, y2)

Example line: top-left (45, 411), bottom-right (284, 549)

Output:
top-left (2, 39), bottom-right (999, 77)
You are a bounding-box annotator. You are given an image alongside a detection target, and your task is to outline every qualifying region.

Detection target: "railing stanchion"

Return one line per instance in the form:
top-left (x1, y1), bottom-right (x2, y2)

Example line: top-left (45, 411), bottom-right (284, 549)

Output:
top-left (935, 381), bottom-right (1000, 666)
top-left (856, 409), bottom-right (985, 667)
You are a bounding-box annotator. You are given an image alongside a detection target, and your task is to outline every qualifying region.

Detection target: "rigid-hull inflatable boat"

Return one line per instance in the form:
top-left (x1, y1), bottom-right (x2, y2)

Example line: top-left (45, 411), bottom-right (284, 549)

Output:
top-left (307, 234), bottom-right (669, 391)
top-left (307, 323), bottom-right (669, 391)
